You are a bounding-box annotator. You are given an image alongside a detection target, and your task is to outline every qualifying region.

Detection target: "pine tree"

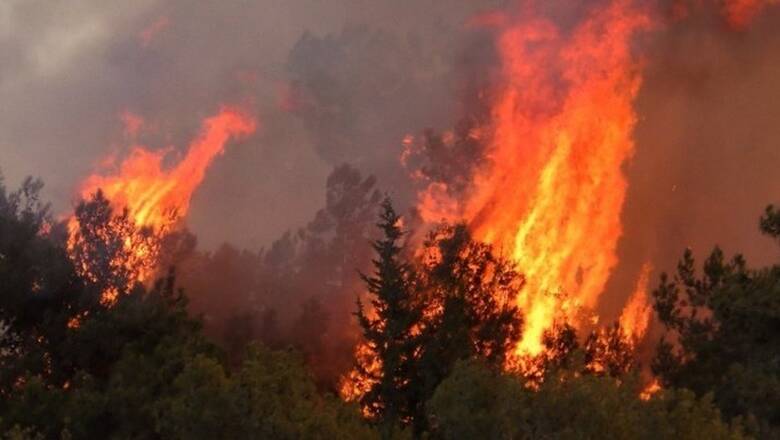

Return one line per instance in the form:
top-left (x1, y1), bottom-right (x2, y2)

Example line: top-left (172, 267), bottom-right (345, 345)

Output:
top-left (354, 198), bottom-right (421, 431)
top-left (652, 205), bottom-right (780, 437)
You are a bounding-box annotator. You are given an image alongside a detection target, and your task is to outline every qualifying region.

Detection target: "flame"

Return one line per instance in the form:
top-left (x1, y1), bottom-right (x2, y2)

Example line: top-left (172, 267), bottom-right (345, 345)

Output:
top-left (77, 107), bottom-right (255, 230)
top-left (619, 263), bottom-right (653, 341)
top-left (340, 341), bottom-right (380, 410)
top-left (639, 378), bottom-right (661, 400)
top-left (68, 107), bottom-right (256, 291)
top-left (416, 1), bottom-right (651, 357)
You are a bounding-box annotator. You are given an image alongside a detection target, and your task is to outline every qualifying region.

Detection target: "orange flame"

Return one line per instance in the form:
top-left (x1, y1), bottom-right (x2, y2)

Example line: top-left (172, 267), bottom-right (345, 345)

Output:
top-left (77, 107), bottom-right (255, 230)
top-left (417, 1), bottom-right (650, 357)
top-left (619, 263), bottom-right (653, 341)
top-left (340, 341), bottom-right (381, 411)
top-left (68, 107), bottom-right (256, 289)
top-left (639, 378), bottom-right (661, 400)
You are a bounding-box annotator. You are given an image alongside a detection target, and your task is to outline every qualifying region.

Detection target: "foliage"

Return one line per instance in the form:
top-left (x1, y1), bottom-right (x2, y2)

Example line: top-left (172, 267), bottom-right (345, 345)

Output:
top-left (2, 175), bottom-right (778, 439)
top-left (652, 205), bottom-right (780, 437)
top-left (411, 223), bottom-right (523, 431)
top-left (523, 320), bottom-right (639, 383)
top-left (351, 202), bottom-right (524, 433)
top-left (427, 360), bottom-right (745, 440)
top-left (0, 177), bottom-right (376, 439)
top-left (0, 177), bottom-right (99, 396)
top-left (69, 190), bottom-right (160, 302)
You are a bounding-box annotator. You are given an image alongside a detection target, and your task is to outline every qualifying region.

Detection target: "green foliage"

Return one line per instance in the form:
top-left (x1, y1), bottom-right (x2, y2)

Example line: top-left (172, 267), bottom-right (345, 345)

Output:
top-left (1, 272), bottom-right (376, 438)
top-left (0, 177), bottom-right (100, 397)
top-left (426, 360), bottom-right (529, 439)
top-left (230, 344), bottom-right (377, 439)
top-left (154, 345), bottom-right (378, 440)
top-left (428, 360), bottom-right (745, 440)
top-left (653, 205), bottom-right (780, 437)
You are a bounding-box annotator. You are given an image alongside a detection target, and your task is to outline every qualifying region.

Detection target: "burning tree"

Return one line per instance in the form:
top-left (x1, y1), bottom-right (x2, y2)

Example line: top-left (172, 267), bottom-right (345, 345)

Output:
top-left (69, 190), bottom-right (162, 304)
top-left (347, 201), bottom-right (525, 432)
top-left (413, 224), bottom-right (523, 405)
top-left (352, 198), bottom-right (422, 430)
top-left (65, 107), bottom-right (256, 306)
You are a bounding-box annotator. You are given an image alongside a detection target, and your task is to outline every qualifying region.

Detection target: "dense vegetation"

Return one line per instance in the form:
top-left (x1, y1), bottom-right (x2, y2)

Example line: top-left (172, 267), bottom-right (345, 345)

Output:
top-left (0, 175), bottom-right (777, 438)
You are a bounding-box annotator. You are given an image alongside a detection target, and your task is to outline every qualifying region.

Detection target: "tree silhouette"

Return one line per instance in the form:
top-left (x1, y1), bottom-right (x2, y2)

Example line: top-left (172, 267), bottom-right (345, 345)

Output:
top-left (353, 198), bottom-right (422, 431)
top-left (652, 205), bottom-right (780, 437)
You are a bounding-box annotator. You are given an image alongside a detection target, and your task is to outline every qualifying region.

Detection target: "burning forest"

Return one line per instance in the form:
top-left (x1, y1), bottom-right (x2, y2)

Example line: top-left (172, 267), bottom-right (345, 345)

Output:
top-left (1, 0), bottom-right (779, 438)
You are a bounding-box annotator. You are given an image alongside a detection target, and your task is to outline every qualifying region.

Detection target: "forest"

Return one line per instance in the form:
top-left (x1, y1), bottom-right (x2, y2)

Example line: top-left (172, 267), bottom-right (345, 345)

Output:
top-left (2, 0), bottom-right (780, 439)
top-left (0, 173), bottom-right (777, 439)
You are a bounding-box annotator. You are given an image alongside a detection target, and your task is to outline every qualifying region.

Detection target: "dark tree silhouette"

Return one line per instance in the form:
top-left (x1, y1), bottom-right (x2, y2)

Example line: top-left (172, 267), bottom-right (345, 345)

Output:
top-left (652, 205), bottom-right (780, 437)
top-left (354, 198), bottom-right (422, 432)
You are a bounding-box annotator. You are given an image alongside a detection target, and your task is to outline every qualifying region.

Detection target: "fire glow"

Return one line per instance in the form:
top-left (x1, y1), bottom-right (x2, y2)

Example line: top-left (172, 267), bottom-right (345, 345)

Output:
top-left (67, 107), bottom-right (256, 293)
top-left (417, 0), bottom-right (652, 358)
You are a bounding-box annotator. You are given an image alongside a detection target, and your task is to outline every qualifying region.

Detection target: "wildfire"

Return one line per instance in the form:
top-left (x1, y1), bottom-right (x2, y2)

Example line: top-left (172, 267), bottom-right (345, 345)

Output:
top-left (639, 378), bottom-right (661, 401)
top-left (340, 341), bottom-right (381, 413)
top-left (417, 0), bottom-right (651, 358)
top-left (67, 107), bottom-right (256, 296)
top-left (619, 263), bottom-right (653, 341)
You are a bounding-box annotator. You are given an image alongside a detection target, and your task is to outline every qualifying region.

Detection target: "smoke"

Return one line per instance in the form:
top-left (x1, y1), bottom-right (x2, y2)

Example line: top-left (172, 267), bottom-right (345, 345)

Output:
top-left (600, 4), bottom-right (780, 321)
top-left (0, 0), bottom-right (502, 250)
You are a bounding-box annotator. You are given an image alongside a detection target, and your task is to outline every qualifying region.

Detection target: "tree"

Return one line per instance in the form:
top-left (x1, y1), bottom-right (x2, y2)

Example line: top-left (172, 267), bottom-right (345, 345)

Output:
top-left (353, 198), bottom-right (422, 431)
top-left (349, 216), bottom-right (524, 433)
top-left (0, 174), bottom-right (379, 438)
top-left (413, 224), bottom-right (523, 431)
top-left (425, 360), bottom-right (529, 439)
top-left (69, 190), bottom-right (160, 304)
top-left (427, 360), bottom-right (745, 440)
top-left (223, 310), bottom-right (257, 367)
top-left (0, 176), bottom-right (100, 396)
top-left (583, 322), bottom-right (636, 377)
top-left (229, 344), bottom-right (379, 439)
top-left (652, 205), bottom-right (780, 437)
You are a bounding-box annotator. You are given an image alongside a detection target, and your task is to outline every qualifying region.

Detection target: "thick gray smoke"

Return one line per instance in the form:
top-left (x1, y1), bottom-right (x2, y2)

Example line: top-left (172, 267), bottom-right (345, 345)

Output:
top-left (601, 7), bottom-right (780, 321)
